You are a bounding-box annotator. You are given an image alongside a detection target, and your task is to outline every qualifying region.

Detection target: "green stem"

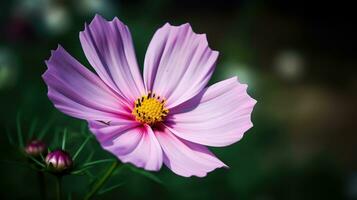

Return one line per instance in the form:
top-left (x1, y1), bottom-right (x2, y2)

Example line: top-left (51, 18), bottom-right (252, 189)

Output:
top-left (38, 171), bottom-right (46, 200)
top-left (84, 161), bottom-right (119, 200)
top-left (55, 176), bottom-right (62, 200)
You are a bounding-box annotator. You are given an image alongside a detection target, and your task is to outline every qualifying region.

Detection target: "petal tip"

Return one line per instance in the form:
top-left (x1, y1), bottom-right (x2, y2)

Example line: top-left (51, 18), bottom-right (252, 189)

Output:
top-left (93, 13), bottom-right (105, 20)
top-left (46, 44), bottom-right (63, 64)
top-left (183, 163), bottom-right (227, 178)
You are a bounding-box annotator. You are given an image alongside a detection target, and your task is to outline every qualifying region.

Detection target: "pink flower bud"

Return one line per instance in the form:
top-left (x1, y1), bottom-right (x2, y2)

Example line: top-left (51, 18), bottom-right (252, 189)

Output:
top-left (25, 140), bottom-right (46, 157)
top-left (45, 149), bottom-right (73, 172)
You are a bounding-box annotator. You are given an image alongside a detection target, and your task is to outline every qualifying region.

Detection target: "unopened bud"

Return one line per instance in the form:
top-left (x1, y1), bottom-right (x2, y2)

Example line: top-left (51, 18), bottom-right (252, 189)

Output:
top-left (25, 140), bottom-right (46, 157)
top-left (45, 149), bottom-right (73, 172)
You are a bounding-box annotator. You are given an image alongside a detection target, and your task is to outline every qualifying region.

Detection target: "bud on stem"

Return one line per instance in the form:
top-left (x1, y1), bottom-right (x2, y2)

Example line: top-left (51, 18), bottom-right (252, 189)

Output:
top-left (45, 149), bottom-right (73, 173)
top-left (25, 139), bottom-right (46, 157)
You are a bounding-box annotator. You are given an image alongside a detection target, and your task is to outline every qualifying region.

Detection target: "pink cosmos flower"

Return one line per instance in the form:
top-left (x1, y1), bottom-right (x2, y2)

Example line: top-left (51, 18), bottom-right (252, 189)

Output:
top-left (42, 15), bottom-right (256, 177)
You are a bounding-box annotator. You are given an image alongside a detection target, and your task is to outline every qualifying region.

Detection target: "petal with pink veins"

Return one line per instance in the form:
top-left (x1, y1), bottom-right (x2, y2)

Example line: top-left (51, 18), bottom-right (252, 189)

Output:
top-left (144, 23), bottom-right (219, 109)
top-left (90, 121), bottom-right (163, 171)
top-left (165, 77), bottom-right (257, 147)
top-left (80, 15), bottom-right (145, 103)
top-left (154, 125), bottom-right (227, 177)
top-left (42, 45), bottom-right (131, 121)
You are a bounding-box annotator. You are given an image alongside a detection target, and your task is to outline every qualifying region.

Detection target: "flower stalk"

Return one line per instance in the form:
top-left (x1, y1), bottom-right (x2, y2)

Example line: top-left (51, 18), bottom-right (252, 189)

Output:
top-left (37, 171), bottom-right (46, 200)
top-left (84, 160), bottom-right (119, 200)
top-left (55, 176), bottom-right (62, 200)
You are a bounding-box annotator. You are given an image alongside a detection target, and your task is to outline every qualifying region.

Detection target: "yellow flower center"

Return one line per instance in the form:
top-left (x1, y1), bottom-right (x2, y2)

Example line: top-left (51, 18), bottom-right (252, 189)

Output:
top-left (132, 92), bottom-right (169, 125)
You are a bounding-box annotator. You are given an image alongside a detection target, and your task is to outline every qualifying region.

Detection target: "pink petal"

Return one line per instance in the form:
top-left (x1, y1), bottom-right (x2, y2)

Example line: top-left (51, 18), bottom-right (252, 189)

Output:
top-left (89, 120), bottom-right (140, 144)
top-left (90, 122), bottom-right (163, 171)
top-left (154, 125), bottom-right (227, 177)
top-left (80, 14), bottom-right (145, 103)
top-left (165, 77), bottom-right (257, 147)
top-left (143, 23), bottom-right (219, 109)
top-left (42, 45), bottom-right (131, 121)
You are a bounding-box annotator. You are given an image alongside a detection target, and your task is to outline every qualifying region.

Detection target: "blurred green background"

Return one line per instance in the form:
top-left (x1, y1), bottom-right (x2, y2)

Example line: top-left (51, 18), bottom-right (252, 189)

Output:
top-left (0, 0), bottom-right (356, 199)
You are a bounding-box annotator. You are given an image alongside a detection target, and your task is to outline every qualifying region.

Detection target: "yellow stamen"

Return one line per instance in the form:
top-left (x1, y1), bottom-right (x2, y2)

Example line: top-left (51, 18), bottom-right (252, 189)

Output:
top-left (132, 92), bottom-right (169, 125)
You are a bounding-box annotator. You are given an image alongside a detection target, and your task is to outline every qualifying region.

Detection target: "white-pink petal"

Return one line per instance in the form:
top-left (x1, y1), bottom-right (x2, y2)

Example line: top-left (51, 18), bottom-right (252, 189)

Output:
top-left (154, 125), bottom-right (227, 177)
top-left (90, 122), bottom-right (163, 171)
top-left (89, 120), bottom-right (140, 145)
top-left (80, 15), bottom-right (145, 103)
top-left (144, 23), bottom-right (219, 109)
top-left (43, 45), bottom-right (130, 121)
top-left (166, 77), bottom-right (257, 147)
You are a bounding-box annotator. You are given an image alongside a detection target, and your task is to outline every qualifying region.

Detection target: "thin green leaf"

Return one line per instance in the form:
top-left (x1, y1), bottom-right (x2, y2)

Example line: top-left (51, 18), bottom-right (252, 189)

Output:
top-left (85, 152), bottom-right (94, 163)
top-left (28, 118), bottom-right (38, 140)
top-left (85, 170), bottom-right (95, 180)
top-left (82, 152), bottom-right (96, 178)
top-left (38, 118), bottom-right (54, 139)
top-left (52, 128), bottom-right (60, 147)
top-left (98, 182), bottom-right (125, 195)
top-left (40, 152), bottom-right (45, 162)
top-left (82, 159), bottom-right (115, 168)
top-left (73, 135), bottom-right (92, 161)
top-left (129, 166), bottom-right (163, 184)
top-left (16, 112), bottom-right (24, 147)
top-left (28, 156), bottom-right (45, 168)
top-left (62, 128), bottom-right (67, 150)
top-left (71, 166), bottom-right (92, 175)
top-left (112, 164), bottom-right (126, 176)
top-left (70, 169), bottom-right (86, 175)
top-left (6, 127), bottom-right (14, 145)
top-left (71, 159), bottom-right (115, 175)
